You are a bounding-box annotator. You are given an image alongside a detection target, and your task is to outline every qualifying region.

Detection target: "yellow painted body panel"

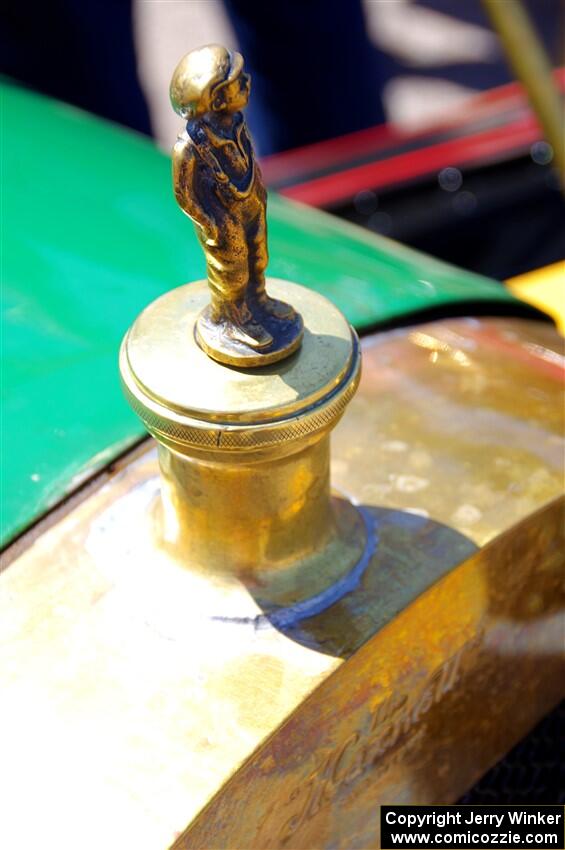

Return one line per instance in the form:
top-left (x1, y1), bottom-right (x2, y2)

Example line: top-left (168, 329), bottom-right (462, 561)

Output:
top-left (508, 261), bottom-right (565, 333)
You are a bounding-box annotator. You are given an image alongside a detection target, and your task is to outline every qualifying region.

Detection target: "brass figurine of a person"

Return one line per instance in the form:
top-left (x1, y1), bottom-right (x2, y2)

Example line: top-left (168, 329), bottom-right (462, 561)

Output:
top-left (170, 44), bottom-right (303, 367)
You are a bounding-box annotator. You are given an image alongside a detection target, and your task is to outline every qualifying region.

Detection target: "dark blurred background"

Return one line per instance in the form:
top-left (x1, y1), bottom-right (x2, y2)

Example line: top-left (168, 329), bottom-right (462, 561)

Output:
top-left (3, 0), bottom-right (564, 282)
top-left (2, 0), bottom-right (563, 151)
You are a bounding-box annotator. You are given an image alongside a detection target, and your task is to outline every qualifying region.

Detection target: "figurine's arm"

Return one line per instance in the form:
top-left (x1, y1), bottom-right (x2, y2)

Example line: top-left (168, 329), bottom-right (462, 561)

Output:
top-left (172, 137), bottom-right (218, 239)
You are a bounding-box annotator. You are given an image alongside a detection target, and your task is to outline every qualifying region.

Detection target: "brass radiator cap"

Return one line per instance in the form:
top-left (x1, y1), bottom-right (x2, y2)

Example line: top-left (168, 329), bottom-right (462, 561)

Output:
top-left (120, 278), bottom-right (360, 456)
top-left (119, 43), bottom-right (363, 580)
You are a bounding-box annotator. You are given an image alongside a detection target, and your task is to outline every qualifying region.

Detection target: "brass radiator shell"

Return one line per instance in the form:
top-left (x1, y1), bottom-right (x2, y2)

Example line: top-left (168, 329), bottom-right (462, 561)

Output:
top-left (0, 317), bottom-right (562, 850)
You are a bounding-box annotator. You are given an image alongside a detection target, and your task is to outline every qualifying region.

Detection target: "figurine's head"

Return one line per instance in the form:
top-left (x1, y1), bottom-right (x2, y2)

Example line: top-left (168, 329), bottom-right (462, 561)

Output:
top-left (170, 44), bottom-right (250, 119)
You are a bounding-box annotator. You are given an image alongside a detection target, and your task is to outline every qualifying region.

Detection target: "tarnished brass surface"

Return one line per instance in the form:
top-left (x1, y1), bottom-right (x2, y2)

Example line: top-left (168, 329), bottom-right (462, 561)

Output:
top-left (184, 499), bottom-right (564, 850)
top-left (180, 316), bottom-right (565, 848)
top-left (333, 316), bottom-right (564, 547)
top-left (170, 45), bottom-right (303, 366)
top-left (1, 317), bottom-right (563, 849)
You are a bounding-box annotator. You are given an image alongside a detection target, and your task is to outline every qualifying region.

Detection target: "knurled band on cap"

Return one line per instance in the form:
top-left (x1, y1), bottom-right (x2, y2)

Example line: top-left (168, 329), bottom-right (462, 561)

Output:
top-left (122, 347), bottom-right (360, 453)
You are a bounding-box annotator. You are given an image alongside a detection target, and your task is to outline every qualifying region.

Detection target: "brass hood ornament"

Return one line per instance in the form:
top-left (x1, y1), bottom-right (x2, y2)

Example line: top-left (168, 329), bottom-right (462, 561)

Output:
top-left (170, 44), bottom-right (303, 367)
top-left (120, 44), bottom-right (362, 580)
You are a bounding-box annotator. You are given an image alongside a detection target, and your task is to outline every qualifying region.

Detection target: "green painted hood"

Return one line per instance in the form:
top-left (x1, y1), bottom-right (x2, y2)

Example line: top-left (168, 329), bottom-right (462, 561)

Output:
top-left (1, 81), bottom-right (533, 546)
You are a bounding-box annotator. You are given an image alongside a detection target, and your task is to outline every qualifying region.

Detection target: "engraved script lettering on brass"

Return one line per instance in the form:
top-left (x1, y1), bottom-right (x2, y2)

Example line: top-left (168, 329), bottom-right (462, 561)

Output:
top-left (279, 635), bottom-right (482, 843)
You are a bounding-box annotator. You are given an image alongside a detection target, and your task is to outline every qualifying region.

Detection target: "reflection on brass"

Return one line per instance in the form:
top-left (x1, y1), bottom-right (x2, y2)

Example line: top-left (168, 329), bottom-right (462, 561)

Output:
top-left (170, 44), bottom-right (303, 366)
top-left (1, 318), bottom-right (563, 849)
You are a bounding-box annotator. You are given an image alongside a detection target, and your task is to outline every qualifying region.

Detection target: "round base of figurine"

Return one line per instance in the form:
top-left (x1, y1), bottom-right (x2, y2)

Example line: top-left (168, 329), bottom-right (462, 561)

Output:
top-left (195, 298), bottom-right (304, 368)
top-left (121, 279), bottom-right (360, 458)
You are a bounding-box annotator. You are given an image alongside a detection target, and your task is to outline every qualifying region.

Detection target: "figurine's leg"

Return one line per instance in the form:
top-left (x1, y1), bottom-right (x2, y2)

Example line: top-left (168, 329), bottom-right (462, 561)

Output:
top-left (248, 206), bottom-right (294, 320)
top-left (247, 203), bottom-right (268, 301)
top-left (203, 227), bottom-right (273, 349)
